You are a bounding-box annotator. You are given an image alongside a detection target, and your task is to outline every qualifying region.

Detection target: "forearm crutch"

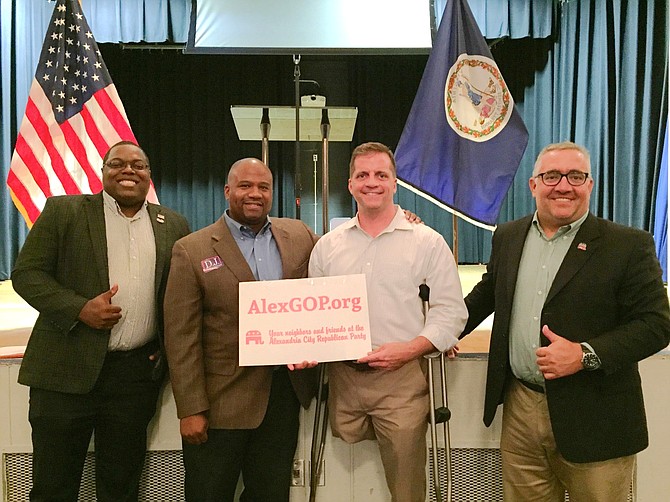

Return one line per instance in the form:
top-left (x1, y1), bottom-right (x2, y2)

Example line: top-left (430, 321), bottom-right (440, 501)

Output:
top-left (420, 284), bottom-right (453, 502)
top-left (309, 363), bottom-right (329, 502)
top-left (425, 351), bottom-right (452, 502)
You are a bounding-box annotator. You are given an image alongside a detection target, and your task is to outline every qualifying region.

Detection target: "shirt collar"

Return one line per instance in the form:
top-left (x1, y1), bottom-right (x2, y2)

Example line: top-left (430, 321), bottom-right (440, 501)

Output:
top-left (532, 210), bottom-right (589, 240)
top-left (346, 205), bottom-right (411, 234)
top-left (224, 210), bottom-right (272, 237)
top-left (102, 190), bottom-right (148, 220)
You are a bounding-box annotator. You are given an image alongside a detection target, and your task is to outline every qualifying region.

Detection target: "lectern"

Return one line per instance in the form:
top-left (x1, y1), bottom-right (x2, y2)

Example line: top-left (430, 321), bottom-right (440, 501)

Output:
top-left (231, 105), bottom-right (357, 231)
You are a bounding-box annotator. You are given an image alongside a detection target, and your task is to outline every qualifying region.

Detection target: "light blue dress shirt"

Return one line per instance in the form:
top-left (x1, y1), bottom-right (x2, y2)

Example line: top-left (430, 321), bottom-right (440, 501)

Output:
top-left (223, 211), bottom-right (282, 281)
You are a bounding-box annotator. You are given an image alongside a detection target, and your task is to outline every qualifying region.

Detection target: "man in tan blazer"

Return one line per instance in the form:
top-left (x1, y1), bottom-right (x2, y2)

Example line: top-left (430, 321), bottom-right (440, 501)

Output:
top-left (164, 158), bottom-right (318, 502)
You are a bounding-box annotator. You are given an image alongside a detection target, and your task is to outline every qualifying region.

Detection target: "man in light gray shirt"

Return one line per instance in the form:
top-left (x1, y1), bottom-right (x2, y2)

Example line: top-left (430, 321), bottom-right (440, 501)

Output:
top-left (12, 141), bottom-right (189, 502)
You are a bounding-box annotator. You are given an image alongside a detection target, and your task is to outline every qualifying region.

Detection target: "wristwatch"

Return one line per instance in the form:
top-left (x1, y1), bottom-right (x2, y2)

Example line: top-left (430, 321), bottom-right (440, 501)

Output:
top-left (580, 343), bottom-right (601, 371)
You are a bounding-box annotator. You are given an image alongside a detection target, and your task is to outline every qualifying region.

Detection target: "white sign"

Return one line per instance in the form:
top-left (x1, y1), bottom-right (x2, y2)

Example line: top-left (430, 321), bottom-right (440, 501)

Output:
top-left (239, 274), bottom-right (371, 366)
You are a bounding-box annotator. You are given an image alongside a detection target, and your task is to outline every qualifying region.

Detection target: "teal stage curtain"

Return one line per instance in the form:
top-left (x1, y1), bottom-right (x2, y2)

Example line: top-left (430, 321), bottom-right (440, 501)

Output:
top-left (509, 0), bottom-right (667, 229)
top-left (435, 0), bottom-right (554, 39)
top-left (1, 0), bottom-right (667, 278)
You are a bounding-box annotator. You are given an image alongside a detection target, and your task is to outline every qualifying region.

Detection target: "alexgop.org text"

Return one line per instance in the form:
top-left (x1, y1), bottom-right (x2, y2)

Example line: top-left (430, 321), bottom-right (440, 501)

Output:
top-left (247, 295), bottom-right (362, 314)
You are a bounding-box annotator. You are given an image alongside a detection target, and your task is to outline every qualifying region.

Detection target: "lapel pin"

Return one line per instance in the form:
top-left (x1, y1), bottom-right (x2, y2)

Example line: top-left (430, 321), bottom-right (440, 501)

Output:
top-left (156, 214), bottom-right (165, 224)
top-left (577, 242), bottom-right (587, 251)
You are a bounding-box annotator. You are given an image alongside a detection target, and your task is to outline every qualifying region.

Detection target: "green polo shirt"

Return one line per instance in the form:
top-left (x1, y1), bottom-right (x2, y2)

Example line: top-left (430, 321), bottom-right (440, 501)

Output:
top-left (509, 211), bottom-right (589, 386)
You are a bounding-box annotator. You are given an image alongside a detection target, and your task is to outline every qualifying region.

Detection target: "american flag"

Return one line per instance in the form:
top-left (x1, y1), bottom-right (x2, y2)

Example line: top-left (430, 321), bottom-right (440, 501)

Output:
top-left (6, 0), bottom-right (157, 228)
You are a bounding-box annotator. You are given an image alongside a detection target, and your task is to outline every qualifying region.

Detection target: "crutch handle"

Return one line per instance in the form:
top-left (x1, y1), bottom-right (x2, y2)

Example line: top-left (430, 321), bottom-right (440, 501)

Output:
top-left (425, 353), bottom-right (451, 423)
top-left (435, 406), bottom-right (451, 423)
top-left (419, 283), bottom-right (430, 302)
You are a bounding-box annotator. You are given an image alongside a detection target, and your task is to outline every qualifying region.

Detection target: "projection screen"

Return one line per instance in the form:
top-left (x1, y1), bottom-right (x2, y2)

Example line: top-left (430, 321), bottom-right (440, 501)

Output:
top-left (186, 0), bottom-right (434, 54)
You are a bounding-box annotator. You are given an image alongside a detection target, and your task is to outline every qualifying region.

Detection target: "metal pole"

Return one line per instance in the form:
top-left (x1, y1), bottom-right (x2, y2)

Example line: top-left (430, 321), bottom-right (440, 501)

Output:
top-left (260, 107), bottom-right (270, 167)
top-left (309, 365), bottom-right (329, 502)
top-left (320, 109), bottom-right (330, 234)
top-left (440, 353), bottom-right (453, 502)
top-left (293, 55), bottom-right (301, 219)
top-left (309, 109), bottom-right (330, 496)
top-left (310, 110), bottom-right (332, 500)
top-left (452, 213), bottom-right (459, 264)
top-left (427, 358), bottom-right (443, 502)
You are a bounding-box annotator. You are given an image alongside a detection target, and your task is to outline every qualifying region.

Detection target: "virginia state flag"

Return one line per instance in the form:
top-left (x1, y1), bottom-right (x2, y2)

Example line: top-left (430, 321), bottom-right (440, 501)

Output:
top-left (395, 0), bottom-right (529, 228)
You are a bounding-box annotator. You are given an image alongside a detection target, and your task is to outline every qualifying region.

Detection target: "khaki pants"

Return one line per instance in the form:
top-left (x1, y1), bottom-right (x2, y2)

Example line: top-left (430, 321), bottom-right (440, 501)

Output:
top-left (501, 379), bottom-right (634, 502)
top-left (328, 360), bottom-right (429, 502)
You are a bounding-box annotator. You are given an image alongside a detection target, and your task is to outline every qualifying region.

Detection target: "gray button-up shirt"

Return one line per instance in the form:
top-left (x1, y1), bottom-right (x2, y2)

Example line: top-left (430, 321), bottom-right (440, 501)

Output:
top-left (509, 211), bottom-right (588, 385)
top-left (103, 191), bottom-right (156, 351)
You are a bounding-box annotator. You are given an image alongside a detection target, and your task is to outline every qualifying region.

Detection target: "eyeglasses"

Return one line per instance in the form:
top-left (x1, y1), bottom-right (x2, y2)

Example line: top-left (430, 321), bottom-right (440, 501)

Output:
top-left (535, 170), bottom-right (589, 186)
top-left (104, 160), bottom-right (150, 171)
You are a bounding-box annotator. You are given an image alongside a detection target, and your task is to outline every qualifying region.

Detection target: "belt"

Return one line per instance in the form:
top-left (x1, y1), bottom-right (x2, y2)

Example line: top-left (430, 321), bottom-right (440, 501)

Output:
top-left (516, 377), bottom-right (545, 394)
top-left (342, 360), bottom-right (376, 372)
top-left (107, 339), bottom-right (158, 359)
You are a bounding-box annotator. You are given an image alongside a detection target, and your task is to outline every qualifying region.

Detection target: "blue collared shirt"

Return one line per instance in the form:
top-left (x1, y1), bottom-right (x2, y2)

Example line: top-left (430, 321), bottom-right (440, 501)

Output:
top-left (223, 211), bottom-right (282, 281)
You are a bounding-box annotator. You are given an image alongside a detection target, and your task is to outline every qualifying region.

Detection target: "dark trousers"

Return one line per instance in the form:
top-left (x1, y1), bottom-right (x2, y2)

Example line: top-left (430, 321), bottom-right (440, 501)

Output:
top-left (182, 368), bottom-right (301, 502)
top-left (28, 342), bottom-right (161, 502)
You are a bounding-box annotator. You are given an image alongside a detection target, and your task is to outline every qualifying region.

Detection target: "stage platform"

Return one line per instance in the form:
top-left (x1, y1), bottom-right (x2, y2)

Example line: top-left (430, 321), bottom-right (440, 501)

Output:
top-left (0, 265), bottom-right (493, 356)
top-left (0, 280), bottom-right (37, 358)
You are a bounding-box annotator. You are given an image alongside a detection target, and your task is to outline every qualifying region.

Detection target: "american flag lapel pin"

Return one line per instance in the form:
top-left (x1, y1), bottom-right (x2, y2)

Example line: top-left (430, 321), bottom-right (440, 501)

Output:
top-left (156, 213), bottom-right (165, 224)
top-left (577, 242), bottom-right (587, 251)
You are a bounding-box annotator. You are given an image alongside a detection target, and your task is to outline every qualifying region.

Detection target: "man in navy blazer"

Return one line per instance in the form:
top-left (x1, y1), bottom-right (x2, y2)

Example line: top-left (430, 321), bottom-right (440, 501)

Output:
top-left (12, 141), bottom-right (190, 502)
top-left (462, 141), bottom-right (670, 501)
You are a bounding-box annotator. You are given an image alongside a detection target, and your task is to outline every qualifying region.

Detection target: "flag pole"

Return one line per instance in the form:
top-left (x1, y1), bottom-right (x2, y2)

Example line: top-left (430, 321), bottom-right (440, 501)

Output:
top-left (452, 213), bottom-right (459, 264)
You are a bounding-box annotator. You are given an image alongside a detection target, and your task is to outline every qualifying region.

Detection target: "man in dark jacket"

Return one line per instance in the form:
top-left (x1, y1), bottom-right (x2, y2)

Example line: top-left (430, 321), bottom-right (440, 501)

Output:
top-left (12, 141), bottom-right (190, 502)
top-left (461, 141), bottom-right (670, 501)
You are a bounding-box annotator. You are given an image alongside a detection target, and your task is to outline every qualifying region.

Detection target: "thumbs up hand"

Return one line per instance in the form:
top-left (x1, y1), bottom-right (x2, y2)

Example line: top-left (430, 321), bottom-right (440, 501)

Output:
top-left (78, 284), bottom-right (122, 330)
top-left (535, 325), bottom-right (583, 380)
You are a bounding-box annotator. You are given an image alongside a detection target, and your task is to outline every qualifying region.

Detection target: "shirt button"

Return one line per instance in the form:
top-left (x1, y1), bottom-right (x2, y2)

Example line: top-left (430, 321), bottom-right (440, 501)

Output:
top-left (533, 316), bottom-right (539, 321)
top-left (537, 290), bottom-right (542, 295)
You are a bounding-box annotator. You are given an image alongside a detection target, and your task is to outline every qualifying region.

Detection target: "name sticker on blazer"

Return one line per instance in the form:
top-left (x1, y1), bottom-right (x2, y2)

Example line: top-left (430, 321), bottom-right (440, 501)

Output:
top-left (201, 256), bottom-right (223, 273)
